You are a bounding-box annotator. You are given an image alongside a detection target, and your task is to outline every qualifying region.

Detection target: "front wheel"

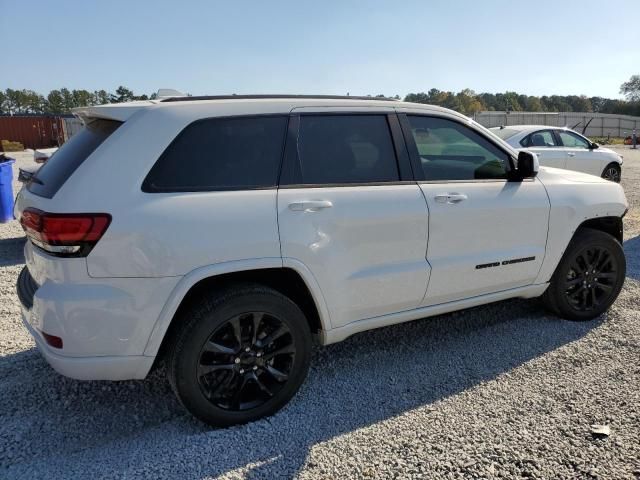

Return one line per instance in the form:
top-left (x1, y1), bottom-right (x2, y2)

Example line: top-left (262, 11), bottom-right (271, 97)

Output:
top-left (601, 163), bottom-right (621, 182)
top-left (167, 285), bottom-right (312, 427)
top-left (542, 228), bottom-right (625, 321)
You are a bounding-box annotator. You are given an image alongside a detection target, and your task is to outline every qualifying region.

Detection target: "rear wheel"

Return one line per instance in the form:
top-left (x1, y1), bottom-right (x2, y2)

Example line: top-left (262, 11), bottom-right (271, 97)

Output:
top-left (542, 228), bottom-right (625, 321)
top-left (167, 284), bottom-right (312, 427)
top-left (601, 163), bottom-right (621, 182)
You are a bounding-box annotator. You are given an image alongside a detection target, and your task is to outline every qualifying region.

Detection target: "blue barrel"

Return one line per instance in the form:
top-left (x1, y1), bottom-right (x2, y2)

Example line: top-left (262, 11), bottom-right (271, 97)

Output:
top-left (0, 157), bottom-right (16, 223)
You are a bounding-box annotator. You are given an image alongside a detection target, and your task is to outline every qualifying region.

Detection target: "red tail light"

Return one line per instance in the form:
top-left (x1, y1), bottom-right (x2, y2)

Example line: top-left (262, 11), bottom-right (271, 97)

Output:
top-left (20, 208), bottom-right (111, 257)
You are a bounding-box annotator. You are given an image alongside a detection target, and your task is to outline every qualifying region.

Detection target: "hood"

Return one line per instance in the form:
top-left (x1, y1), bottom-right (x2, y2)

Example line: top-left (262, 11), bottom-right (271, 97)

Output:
top-left (536, 166), bottom-right (610, 184)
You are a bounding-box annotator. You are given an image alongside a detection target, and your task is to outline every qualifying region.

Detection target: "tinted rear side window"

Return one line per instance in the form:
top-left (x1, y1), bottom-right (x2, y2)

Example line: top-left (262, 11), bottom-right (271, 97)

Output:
top-left (143, 116), bottom-right (287, 192)
top-left (295, 115), bottom-right (399, 185)
top-left (28, 119), bottom-right (121, 198)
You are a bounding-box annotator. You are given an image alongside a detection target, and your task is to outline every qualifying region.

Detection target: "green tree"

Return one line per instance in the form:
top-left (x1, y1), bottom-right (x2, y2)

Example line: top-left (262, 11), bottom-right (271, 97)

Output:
top-left (620, 75), bottom-right (640, 101)
top-left (111, 86), bottom-right (135, 103)
top-left (47, 89), bottom-right (65, 113)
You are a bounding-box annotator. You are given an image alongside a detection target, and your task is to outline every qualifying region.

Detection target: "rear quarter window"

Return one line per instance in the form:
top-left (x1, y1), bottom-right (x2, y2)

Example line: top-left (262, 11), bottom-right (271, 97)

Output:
top-left (28, 119), bottom-right (121, 198)
top-left (142, 115), bottom-right (288, 192)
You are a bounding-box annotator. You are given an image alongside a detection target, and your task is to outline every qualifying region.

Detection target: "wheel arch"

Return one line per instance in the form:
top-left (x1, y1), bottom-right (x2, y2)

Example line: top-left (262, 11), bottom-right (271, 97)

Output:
top-left (143, 259), bottom-right (332, 360)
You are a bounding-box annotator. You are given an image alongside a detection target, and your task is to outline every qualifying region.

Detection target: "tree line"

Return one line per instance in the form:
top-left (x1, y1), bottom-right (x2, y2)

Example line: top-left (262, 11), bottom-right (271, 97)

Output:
top-left (2, 75), bottom-right (639, 117)
top-left (0, 86), bottom-right (156, 115)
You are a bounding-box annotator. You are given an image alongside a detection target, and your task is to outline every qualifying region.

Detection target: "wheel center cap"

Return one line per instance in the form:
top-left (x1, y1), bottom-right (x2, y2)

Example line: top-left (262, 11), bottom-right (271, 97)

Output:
top-left (239, 352), bottom-right (256, 365)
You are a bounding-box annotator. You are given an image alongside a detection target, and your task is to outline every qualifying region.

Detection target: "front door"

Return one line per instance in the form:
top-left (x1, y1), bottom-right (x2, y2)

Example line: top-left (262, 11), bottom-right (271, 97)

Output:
top-left (278, 112), bottom-right (430, 328)
top-left (400, 113), bottom-right (550, 306)
top-left (555, 129), bottom-right (602, 176)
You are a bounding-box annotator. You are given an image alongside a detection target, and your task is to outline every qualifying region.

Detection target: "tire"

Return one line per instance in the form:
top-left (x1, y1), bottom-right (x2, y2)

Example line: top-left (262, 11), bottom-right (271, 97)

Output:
top-left (601, 163), bottom-right (621, 182)
top-left (542, 228), bottom-right (625, 321)
top-left (167, 284), bottom-right (312, 427)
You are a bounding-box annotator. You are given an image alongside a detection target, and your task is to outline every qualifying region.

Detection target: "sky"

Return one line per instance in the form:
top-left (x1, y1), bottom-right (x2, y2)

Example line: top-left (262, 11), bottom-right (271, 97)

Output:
top-left (1, 0), bottom-right (638, 99)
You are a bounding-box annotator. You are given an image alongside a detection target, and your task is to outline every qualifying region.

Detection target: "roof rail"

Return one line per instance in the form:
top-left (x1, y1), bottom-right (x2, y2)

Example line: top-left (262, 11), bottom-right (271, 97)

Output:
top-left (160, 94), bottom-right (399, 103)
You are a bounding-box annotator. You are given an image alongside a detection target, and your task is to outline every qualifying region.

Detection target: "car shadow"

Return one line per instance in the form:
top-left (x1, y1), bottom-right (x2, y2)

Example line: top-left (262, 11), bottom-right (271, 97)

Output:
top-left (1, 297), bottom-right (604, 478)
top-left (0, 236), bottom-right (25, 267)
top-left (623, 235), bottom-right (640, 281)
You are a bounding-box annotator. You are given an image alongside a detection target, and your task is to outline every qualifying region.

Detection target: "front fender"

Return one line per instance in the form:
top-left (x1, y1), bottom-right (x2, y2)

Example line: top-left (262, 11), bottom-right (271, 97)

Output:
top-left (535, 176), bottom-right (627, 283)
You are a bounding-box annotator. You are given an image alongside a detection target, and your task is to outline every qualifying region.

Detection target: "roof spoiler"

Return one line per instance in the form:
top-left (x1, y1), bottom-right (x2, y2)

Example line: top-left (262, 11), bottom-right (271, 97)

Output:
top-left (72, 103), bottom-right (154, 123)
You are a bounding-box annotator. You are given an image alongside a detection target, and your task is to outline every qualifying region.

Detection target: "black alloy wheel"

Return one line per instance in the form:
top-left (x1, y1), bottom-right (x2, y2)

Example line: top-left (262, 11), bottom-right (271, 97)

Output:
top-left (563, 246), bottom-right (619, 312)
top-left (196, 311), bottom-right (295, 411)
top-left (168, 285), bottom-right (312, 427)
top-left (542, 228), bottom-right (625, 321)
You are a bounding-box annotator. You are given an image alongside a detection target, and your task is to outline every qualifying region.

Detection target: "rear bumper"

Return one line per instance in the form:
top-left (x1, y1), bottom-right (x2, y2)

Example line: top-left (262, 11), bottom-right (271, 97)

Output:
top-left (21, 309), bottom-right (153, 380)
top-left (16, 242), bottom-right (180, 379)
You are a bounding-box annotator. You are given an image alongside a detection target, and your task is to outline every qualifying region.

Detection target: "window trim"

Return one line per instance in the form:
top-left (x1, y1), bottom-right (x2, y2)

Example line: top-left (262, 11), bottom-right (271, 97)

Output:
top-left (399, 113), bottom-right (517, 183)
top-left (141, 113), bottom-right (289, 193)
top-left (278, 112), bottom-right (410, 188)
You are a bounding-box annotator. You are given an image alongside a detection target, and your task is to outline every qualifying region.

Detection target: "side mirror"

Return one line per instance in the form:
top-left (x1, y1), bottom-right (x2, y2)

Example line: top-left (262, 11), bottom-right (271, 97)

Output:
top-left (516, 151), bottom-right (538, 179)
top-left (590, 142), bottom-right (599, 150)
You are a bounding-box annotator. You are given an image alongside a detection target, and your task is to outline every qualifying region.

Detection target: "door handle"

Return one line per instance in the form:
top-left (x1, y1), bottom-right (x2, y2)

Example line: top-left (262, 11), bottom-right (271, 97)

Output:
top-left (288, 200), bottom-right (333, 212)
top-left (567, 152), bottom-right (576, 157)
top-left (434, 193), bottom-right (468, 204)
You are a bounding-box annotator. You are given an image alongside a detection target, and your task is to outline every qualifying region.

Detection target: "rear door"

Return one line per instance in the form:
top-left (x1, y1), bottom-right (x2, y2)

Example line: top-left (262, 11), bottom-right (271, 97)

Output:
top-left (399, 112), bottom-right (550, 306)
top-left (277, 110), bottom-right (430, 328)
top-left (521, 129), bottom-right (567, 169)
top-left (555, 130), bottom-right (602, 176)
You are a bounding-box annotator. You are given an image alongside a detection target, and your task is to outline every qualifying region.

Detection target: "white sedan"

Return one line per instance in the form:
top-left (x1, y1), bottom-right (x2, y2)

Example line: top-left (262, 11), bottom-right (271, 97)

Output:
top-left (490, 125), bottom-right (623, 182)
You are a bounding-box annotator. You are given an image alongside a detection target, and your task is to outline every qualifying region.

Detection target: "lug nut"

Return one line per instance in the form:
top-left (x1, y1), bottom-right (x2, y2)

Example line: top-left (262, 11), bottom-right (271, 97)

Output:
top-left (245, 347), bottom-right (251, 353)
top-left (234, 358), bottom-right (240, 364)
top-left (239, 369), bottom-right (245, 374)
top-left (253, 366), bottom-right (258, 371)
top-left (256, 352), bottom-right (262, 357)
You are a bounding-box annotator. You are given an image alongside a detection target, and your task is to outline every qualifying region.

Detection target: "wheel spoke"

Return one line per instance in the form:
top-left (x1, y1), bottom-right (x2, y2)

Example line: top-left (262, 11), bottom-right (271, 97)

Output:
top-left (232, 375), bottom-right (251, 409)
top-left (264, 364), bottom-right (289, 382)
top-left (229, 316), bottom-right (243, 348)
top-left (566, 277), bottom-right (583, 288)
top-left (263, 343), bottom-right (295, 360)
top-left (197, 363), bottom-right (235, 377)
top-left (202, 340), bottom-right (236, 355)
top-left (256, 325), bottom-right (288, 349)
top-left (590, 287), bottom-right (598, 307)
top-left (594, 281), bottom-right (613, 292)
top-left (251, 312), bottom-right (264, 346)
top-left (251, 372), bottom-right (275, 397)
top-left (209, 371), bottom-right (235, 399)
top-left (595, 271), bottom-right (616, 280)
top-left (568, 286), bottom-right (585, 299)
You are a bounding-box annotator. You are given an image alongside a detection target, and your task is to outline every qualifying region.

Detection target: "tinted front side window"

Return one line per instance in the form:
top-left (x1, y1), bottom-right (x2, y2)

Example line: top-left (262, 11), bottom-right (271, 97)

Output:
top-left (143, 116), bottom-right (287, 192)
top-left (296, 115), bottom-right (399, 184)
top-left (557, 130), bottom-right (590, 148)
top-left (28, 119), bottom-right (121, 198)
top-left (407, 116), bottom-right (508, 181)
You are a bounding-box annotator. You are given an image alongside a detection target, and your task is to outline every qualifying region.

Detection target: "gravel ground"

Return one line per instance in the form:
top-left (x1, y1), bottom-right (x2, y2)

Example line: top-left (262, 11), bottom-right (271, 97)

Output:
top-left (1, 148), bottom-right (639, 479)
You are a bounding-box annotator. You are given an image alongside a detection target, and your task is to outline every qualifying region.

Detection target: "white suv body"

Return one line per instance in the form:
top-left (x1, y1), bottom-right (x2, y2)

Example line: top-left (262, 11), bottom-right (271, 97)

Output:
top-left (490, 125), bottom-right (623, 181)
top-left (14, 96), bottom-right (628, 426)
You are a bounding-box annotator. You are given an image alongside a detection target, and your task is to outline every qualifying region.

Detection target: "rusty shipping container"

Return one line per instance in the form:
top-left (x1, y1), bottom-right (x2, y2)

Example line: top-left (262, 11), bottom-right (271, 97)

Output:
top-left (0, 116), bottom-right (65, 149)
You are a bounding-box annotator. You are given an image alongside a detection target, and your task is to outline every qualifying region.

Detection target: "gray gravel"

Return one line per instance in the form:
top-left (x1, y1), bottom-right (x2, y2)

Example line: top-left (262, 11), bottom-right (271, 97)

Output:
top-left (1, 148), bottom-right (639, 479)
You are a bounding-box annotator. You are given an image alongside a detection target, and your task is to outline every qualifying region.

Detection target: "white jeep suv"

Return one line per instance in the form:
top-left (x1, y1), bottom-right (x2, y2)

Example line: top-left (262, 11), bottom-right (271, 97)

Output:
top-left (14, 95), bottom-right (628, 427)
